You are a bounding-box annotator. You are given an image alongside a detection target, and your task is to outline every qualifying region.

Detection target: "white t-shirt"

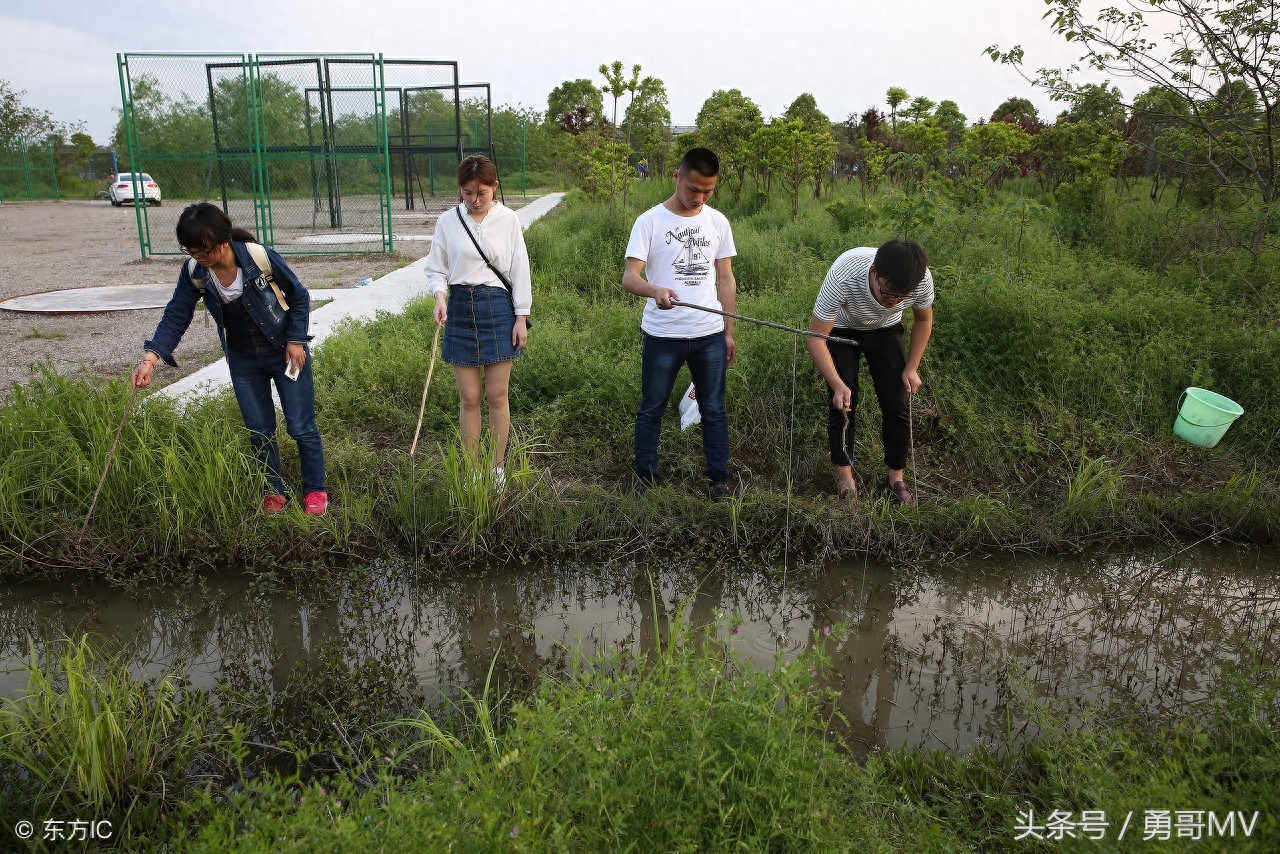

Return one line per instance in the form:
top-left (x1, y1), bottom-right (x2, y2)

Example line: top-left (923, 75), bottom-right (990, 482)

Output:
top-left (625, 203), bottom-right (736, 338)
top-left (813, 247), bottom-right (934, 330)
top-left (211, 268), bottom-right (245, 303)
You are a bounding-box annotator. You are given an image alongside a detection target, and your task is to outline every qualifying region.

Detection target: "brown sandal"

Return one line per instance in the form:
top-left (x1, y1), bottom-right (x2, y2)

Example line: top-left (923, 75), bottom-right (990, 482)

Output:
top-left (888, 479), bottom-right (914, 506)
top-left (837, 481), bottom-right (857, 501)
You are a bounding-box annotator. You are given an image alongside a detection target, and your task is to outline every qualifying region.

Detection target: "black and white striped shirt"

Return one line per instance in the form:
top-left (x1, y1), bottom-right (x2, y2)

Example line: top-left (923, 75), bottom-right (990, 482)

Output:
top-left (813, 247), bottom-right (934, 330)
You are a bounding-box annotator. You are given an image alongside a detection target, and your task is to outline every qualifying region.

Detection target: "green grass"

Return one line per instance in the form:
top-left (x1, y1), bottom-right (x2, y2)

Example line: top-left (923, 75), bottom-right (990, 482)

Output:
top-left (69, 617), bottom-right (1268, 853)
top-left (1, 177), bottom-right (1279, 574)
top-left (0, 635), bottom-right (221, 836)
top-left (18, 328), bottom-right (66, 341)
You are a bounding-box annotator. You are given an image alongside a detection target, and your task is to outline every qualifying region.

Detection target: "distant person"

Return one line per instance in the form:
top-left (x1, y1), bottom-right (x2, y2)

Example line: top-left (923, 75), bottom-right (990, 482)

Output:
top-left (807, 238), bottom-right (934, 504)
top-left (637, 161), bottom-right (647, 179)
top-left (426, 154), bottom-right (531, 487)
top-left (132, 203), bottom-right (327, 515)
top-left (622, 146), bottom-right (738, 500)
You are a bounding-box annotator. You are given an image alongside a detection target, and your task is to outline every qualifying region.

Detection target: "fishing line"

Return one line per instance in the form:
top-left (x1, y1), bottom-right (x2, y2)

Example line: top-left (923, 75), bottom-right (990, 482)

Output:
top-left (409, 324), bottom-right (442, 565)
top-left (78, 382), bottom-right (139, 544)
top-left (673, 301), bottom-right (859, 347)
top-left (908, 389), bottom-right (919, 511)
top-left (779, 334), bottom-right (798, 651)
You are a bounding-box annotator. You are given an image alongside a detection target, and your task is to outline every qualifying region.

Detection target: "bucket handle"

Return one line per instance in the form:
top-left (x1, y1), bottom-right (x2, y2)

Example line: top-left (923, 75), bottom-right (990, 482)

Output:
top-left (1178, 413), bottom-right (1238, 429)
top-left (1176, 389), bottom-right (1241, 428)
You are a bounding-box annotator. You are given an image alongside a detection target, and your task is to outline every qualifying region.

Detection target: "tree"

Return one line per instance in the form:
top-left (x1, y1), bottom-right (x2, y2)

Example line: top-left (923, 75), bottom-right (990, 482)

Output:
top-left (0, 79), bottom-right (62, 139)
top-left (931, 100), bottom-right (967, 147)
top-left (599, 61), bottom-right (641, 131)
top-left (623, 76), bottom-right (672, 175)
top-left (986, 0), bottom-right (1280, 256)
top-left (695, 89), bottom-right (764, 201)
top-left (1062, 82), bottom-right (1126, 127)
top-left (546, 79), bottom-right (604, 131)
top-left (885, 87), bottom-right (909, 136)
top-left (783, 92), bottom-right (830, 135)
top-left (598, 61), bottom-right (642, 214)
top-left (991, 97), bottom-right (1040, 126)
top-left (964, 121), bottom-right (1033, 190)
top-left (904, 96), bottom-right (936, 124)
top-left (752, 119), bottom-right (835, 218)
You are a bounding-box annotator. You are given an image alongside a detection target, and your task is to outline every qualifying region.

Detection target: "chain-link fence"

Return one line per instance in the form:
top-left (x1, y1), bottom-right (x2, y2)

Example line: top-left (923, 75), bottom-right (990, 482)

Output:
top-left (0, 136), bottom-right (60, 202)
top-left (116, 53), bottom-right (524, 258)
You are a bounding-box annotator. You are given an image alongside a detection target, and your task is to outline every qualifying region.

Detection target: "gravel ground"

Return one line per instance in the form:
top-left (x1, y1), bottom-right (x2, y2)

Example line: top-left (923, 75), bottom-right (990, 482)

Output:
top-left (0, 196), bottom-right (533, 395)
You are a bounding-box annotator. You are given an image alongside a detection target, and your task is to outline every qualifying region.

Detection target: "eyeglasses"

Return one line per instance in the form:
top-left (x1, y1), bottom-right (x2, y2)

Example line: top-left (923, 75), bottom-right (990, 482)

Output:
top-left (180, 244), bottom-right (220, 259)
top-left (873, 274), bottom-right (912, 306)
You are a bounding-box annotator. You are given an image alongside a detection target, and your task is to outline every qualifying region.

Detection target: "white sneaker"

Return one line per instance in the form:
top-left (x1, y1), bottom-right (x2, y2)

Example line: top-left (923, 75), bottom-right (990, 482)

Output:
top-left (491, 466), bottom-right (506, 491)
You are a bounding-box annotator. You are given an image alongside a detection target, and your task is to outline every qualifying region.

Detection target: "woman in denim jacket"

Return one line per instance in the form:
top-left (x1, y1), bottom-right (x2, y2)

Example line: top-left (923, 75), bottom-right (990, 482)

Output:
top-left (131, 202), bottom-right (327, 516)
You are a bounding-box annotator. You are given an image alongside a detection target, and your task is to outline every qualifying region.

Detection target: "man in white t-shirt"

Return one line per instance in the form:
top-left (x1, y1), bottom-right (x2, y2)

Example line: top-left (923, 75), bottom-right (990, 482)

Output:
top-left (807, 238), bottom-right (934, 505)
top-left (622, 147), bottom-right (738, 500)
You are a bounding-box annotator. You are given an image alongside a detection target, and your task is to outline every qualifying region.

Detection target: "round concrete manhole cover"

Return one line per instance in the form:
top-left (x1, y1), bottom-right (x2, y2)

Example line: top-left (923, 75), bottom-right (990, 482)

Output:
top-left (0, 284), bottom-right (175, 314)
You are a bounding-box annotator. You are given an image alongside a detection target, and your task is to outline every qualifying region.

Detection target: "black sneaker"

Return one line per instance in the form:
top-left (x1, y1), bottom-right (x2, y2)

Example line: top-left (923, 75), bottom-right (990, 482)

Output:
top-left (709, 482), bottom-right (732, 502)
top-left (630, 473), bottom-right (655, 496)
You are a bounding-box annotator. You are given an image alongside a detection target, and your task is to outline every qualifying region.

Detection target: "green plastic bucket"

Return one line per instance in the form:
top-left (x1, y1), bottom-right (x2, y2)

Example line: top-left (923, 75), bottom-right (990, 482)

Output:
top-left (1173, 387), bottom-right (1243, 448)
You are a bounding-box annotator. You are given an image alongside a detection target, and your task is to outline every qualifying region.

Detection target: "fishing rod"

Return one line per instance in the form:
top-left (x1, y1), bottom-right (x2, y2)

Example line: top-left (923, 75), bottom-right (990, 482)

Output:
top-left (679, 299), bottom-right (921, 506)
top-left (671, 301), bottom-right (858, 346)
top-left (409, 324), bottom-right (442, 565)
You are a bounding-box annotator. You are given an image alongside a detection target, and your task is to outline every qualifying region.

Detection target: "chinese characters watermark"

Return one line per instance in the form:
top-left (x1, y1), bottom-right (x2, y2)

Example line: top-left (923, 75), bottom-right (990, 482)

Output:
top-left (1015, 809), bottom-right (1260, 842)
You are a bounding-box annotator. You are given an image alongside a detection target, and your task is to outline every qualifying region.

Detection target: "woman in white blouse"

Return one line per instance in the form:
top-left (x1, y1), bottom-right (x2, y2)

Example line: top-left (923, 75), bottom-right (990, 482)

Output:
top-left (425, 155), bottom-right (532, 482)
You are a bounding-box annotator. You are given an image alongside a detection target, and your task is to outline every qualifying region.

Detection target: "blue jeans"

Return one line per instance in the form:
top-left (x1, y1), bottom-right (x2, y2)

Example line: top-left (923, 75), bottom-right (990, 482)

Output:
top-left (226, 343), bottom-right (326, 496)
top-left (634, 331), bottom-right (729, 485)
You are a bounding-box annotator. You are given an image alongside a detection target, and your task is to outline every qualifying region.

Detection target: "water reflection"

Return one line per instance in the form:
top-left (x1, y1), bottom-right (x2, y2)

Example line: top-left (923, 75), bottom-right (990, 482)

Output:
top-left (1, 548), bottom-right (1276, 753)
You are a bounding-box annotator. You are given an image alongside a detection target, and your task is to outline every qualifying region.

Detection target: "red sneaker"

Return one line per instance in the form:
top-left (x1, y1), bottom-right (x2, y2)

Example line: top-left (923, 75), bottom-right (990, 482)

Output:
top-left (303, 491), bottom-right (328, 516)
top-left (262, 494), bottom-right (287, 514)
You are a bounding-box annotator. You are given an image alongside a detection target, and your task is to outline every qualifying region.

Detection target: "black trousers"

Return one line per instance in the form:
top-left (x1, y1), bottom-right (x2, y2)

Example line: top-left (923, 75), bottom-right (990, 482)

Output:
top-left (825, 323), bottom-right (909, 470)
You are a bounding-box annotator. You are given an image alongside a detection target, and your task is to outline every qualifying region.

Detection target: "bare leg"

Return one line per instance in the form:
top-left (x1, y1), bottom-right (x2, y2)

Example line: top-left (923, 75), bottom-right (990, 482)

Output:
top-left (835, 463), bottom-right (855, 494)
top-left (453, 365), bottom-right (483, 456)
top-left (484, 360), bottom-right (513, 463)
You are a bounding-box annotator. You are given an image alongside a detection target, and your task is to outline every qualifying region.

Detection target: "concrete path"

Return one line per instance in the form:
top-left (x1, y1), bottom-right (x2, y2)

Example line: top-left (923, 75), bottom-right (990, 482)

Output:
top-left (0, 284), bottom-right (176, 313)
top-left (157, 192), bottom-right (564, 404)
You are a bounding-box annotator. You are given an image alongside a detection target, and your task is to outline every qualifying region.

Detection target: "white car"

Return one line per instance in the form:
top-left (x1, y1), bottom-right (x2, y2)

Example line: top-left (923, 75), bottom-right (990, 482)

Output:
top-left (108, 173), bottom-right (162, 206)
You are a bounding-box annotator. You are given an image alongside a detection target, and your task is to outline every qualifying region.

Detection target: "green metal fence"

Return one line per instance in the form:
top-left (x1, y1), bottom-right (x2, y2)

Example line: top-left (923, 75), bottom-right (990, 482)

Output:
top-left (0, 135), bottom-right (60, 202)
top-left (117, 53), bottom-right (527, 258)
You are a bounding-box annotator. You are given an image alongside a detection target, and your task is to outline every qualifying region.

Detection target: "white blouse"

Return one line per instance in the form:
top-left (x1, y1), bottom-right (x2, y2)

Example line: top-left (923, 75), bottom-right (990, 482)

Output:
top-left (423, 202), bottom-right (532, 315)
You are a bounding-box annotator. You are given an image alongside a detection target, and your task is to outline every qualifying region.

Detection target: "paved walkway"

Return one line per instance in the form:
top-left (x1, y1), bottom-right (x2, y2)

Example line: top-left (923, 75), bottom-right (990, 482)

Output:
top-left (158, 193), bottom-right (564, 404)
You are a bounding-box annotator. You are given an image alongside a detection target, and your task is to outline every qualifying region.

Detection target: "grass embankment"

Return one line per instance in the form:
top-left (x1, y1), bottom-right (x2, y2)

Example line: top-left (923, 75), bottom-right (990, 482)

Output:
top-left (2, 628), bottom-right (1276, 851)
top-left (2, 179), bottom-right (1278, 573)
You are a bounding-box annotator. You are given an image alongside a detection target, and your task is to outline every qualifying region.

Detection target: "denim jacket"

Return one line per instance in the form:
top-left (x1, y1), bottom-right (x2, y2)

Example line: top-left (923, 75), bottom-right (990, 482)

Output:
top-left (144, 242), bottom-right (312, 367)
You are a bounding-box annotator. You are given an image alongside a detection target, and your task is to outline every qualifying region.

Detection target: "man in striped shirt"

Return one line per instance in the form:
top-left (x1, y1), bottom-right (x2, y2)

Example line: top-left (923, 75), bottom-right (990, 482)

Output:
top-left (806, 238), bottom-right (934, 505)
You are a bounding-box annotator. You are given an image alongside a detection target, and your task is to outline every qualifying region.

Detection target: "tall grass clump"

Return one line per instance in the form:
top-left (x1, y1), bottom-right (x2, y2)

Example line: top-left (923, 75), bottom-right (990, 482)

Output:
top-left (0, 635), bottom-right (219, 833)
top-left (186, 617), bottom-right (908, 852)
top-left (0, 365), bottom-right (262, 569)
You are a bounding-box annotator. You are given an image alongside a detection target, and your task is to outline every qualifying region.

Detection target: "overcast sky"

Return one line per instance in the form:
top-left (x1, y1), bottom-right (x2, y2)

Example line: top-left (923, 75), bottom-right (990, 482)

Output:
top-left (1, 0), bottom-right (1121, 144)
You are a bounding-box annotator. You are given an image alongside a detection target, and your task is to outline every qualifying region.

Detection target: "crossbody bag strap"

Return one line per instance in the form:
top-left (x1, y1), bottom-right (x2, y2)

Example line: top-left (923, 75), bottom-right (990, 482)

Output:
top-left (186, 257), bottom-right (204, 293)
top-left (456, 206), bottom-right (513, 292)
top-left (244, 241), bottom-right (290, 312)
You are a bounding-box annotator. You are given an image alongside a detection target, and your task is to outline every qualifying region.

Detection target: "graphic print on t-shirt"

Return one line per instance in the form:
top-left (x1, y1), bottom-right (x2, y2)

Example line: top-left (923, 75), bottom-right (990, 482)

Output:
top-left (665, 225), bottom-right (711, 280)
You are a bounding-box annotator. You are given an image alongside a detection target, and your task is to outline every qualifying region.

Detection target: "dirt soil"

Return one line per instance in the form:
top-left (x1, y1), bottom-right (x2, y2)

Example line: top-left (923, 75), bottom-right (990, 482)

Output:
top-left (0, 197), bottom-right (517, 395)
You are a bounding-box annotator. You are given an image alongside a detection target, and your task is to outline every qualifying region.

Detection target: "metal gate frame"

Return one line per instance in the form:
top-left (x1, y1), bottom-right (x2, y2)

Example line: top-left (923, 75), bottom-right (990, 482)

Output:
top-left (117, 52), bottom-right (396, 258)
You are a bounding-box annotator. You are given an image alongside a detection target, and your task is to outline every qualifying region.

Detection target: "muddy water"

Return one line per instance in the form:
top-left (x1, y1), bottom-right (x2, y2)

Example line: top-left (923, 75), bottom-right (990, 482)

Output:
top-left (1, 548), bottom-right (1276, 754)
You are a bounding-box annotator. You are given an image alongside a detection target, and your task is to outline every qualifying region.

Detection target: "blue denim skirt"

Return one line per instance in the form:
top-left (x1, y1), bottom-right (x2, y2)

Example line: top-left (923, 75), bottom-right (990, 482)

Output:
top-left (442, 284), bottom-right (523, 367)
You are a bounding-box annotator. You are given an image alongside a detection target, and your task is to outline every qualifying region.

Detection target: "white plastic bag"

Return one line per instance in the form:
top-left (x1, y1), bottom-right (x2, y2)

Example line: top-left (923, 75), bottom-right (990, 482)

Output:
top-left (679, 382), bottom-right (701, 431)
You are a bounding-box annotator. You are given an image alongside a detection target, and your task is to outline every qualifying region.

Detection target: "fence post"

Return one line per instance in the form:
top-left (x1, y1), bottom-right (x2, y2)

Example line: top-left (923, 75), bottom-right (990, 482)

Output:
top-left (46, 137), bottom-right (60, 200)
top-left (20, 137), bottom-right (33, 200)
top-left (117, 54), bottom-right (149, 259)
top-left (376, 54), bottom-right (394, 254)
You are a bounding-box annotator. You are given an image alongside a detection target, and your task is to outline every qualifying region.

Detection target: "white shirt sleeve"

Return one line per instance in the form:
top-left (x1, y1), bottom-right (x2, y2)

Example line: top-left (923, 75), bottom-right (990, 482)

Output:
top-left (624, 210), bottom-right (653, 264)
top-left (423, 218), bottom-right (451, 296)
top-left (506, 212), bottom-right (532, 315)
